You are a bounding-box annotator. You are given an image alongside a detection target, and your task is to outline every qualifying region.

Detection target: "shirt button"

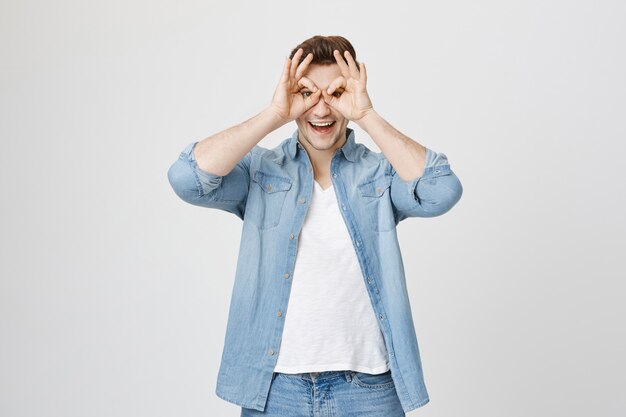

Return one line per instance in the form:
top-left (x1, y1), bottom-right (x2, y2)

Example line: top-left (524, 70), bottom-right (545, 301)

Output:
top-left (283, 272), bottom-right (290, 279)
top-left (289, 233), bottom-right (295, 240)
top-left (356, 240), bottom-right (360, 246)
top-left (376, 187), bottom-right (382, 194)
top-left (267, 184), bottom-right (273, 191)
top-left (342, 205), bottom-right (346, 210)
top-left (299, 197), bottom-right (306, 204)
top-left (268, 349), bottom-right (274, 356)
top-left (379, 314), bottom-right (384, 320)
top-left (332, 173), bottom-right (337, 178)
top-left (277, 311), bottom-right (283, 317)
top-left (308, 167), bottom-right (312, 172)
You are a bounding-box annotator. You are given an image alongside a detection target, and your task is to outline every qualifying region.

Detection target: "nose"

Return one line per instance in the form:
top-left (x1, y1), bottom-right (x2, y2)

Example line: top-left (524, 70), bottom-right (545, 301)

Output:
top-left (312, 96), bottom-right (331, 118)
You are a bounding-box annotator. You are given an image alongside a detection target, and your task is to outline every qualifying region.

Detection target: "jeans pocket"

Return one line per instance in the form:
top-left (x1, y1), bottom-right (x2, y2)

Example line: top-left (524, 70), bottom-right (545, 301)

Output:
top-left (351, 369), bottom-right (395, 389)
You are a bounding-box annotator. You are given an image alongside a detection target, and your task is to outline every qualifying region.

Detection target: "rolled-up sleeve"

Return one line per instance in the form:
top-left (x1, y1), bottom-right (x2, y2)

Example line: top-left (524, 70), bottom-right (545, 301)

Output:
top-left (167, 141), bottom-right (252, 219)
top-left (389, 148), bottom-right (463, 219)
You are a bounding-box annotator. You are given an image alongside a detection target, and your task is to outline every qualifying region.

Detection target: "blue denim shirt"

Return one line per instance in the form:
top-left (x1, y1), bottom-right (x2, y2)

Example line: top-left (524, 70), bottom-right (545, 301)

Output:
top-left (167, 127), bottom-right (463, 413)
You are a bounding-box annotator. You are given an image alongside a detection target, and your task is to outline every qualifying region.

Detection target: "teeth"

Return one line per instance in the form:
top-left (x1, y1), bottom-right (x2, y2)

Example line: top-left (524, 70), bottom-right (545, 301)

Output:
top-left (310, 121), bottom-right (334, 127)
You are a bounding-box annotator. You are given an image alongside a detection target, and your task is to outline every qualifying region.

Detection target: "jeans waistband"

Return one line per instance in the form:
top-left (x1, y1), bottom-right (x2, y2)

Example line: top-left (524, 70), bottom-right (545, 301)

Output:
top-left (274, 370), bottom-right (354, 382)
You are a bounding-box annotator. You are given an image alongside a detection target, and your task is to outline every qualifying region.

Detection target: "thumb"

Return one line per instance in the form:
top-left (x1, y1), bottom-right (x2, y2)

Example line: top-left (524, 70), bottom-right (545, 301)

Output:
top-left (304, 89), bottom-right (322, 109)
top-left (321, 89), bottom-right (339, 108)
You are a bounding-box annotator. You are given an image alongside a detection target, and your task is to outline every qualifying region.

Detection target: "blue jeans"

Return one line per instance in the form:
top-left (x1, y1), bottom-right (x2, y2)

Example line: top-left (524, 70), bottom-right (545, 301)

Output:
top-left (240, 370), bottom-right (405, 417)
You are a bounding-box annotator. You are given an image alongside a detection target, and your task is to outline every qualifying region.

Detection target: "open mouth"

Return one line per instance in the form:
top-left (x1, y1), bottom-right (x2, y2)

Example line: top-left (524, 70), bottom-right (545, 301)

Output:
top-left (308, 121), bottom-right (336, 135)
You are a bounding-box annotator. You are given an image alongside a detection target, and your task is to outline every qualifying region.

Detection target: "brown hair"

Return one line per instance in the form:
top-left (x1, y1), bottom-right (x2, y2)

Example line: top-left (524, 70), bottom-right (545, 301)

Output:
top-left (288, 35), bottom-right (359, 67)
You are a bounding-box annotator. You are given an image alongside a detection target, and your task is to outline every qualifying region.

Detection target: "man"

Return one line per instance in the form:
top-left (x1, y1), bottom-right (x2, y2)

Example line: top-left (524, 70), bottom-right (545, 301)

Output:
top-left (168, 35), bottom-right (462, 416)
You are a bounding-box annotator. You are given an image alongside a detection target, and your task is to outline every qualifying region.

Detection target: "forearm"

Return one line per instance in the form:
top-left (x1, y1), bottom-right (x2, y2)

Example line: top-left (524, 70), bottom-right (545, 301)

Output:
top-left (355, 110), bottom-right (427, 181)
top-left (193, 108), bottom-right (287, 176)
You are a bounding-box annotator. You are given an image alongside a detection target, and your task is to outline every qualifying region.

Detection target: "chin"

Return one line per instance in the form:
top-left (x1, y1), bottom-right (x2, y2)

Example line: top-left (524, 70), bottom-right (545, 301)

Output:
top-left (309, 134), bottom-right (341, 150)
top-left (297, 122), bottom-right (346, 152)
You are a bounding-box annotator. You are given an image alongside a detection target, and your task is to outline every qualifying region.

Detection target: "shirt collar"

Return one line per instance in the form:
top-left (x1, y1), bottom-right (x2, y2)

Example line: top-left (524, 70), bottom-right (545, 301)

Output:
top-left (287, 127), bottom-right (358, 162)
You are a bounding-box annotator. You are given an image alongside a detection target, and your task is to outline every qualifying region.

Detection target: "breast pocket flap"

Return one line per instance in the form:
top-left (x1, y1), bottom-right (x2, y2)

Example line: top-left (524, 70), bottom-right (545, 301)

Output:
top-left (253, 171), bottom-right (292, 193)
top-left (357, 174), bottom-right (392, 198)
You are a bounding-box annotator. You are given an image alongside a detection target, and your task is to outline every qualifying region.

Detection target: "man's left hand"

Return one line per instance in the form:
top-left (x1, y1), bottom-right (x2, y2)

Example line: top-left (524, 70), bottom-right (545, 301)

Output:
top-left (322, 50), bottom-right (374, 121)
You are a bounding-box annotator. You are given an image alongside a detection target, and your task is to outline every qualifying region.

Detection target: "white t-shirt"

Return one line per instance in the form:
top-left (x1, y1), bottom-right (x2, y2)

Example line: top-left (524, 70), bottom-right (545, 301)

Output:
top-left (273, 179), bottom-right (390, 374)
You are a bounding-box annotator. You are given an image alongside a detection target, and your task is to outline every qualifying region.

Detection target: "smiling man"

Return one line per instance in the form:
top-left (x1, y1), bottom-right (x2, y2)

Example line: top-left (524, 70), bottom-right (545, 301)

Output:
top-left (167, 35), bottom-right (463, 417)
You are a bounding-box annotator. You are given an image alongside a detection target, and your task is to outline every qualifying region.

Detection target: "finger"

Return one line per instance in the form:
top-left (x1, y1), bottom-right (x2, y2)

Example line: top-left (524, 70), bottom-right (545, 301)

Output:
top-left (290, 48), bottom-right (304, 79)
top-left (333, 50), bottom-right (351, 78)
top-left (321, 89), bottom-right (339, 109)
top-left (305, 89), bottom-right (322, 108)
top-left (360, 62), bottom-right (367, 84)
top-left (298, 76), bottom-right (318, 92)
top-left (326, 77), bottom-right (346, 95)
top-left (343, 50), bottom-right (360, 79)
top-left (295, 52), bottom-right (314, 80)
top-left (279, 57), bottom-right (290, 83)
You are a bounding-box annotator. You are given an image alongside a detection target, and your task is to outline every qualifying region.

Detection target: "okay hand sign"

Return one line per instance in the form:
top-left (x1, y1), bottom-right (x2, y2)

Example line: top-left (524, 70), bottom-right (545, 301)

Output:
top-left (269, 48), bottom-right (322, 122)
top-left (321, 50), bottom-right (374, 121)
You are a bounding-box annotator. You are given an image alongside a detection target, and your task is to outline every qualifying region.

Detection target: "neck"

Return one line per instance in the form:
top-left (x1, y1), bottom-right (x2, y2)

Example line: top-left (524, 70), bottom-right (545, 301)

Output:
top-left (298, 130), bottom-right (347, 169)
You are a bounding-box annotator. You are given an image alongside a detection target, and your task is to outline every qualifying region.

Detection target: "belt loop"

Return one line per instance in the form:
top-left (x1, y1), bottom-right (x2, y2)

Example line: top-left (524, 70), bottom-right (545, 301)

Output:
top-left (344, 370), bottom-right (353, 382)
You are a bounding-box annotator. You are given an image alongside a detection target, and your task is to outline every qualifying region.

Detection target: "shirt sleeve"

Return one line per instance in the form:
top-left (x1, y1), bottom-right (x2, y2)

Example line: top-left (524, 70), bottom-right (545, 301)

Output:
top-left (389, 147), bottom-right (463, 219)
top-left (167, 141), bottom-right (252, 220)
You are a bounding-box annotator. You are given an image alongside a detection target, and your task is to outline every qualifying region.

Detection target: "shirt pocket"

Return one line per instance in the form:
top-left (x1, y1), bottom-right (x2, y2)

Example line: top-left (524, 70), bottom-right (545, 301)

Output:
top-left (357, 174), bottom-right (395, 232)
top-left (247, 170), bottom-right (292, 230)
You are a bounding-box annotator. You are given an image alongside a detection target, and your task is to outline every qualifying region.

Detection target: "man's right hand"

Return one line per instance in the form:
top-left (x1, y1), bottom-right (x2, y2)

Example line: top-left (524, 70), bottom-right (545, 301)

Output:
top-left (189, 49), bottom-right (321, 178)
top-left (269, 48), bottom-right (322, 123)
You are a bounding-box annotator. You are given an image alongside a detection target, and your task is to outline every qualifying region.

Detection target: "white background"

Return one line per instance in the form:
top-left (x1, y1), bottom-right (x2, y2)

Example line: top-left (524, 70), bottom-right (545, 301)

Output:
top-left (1, 1), bottom-right (624, 416)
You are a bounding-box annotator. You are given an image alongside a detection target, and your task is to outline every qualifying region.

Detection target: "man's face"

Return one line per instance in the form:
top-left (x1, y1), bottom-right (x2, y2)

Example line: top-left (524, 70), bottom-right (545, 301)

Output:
top-left (295, 63), bottom-right (349, 154)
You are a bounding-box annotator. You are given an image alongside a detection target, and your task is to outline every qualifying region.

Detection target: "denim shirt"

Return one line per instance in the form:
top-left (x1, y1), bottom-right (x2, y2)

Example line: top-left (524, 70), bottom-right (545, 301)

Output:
top-left (167, 127), bottom-right (463, 413)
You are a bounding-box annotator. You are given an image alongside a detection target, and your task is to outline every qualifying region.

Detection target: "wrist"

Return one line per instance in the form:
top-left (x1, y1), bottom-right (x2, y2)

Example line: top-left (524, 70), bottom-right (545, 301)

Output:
top-left (353, 108), bottom-right (379, 131)
top-left (264, 106), bottom-right (292, 129)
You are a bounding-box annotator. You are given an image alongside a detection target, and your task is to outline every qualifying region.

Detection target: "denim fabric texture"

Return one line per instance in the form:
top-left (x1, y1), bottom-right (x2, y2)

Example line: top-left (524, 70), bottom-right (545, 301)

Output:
top-left (240, 370), bottom-right (405, 417)
top-left (167, 127), bottom-right (463, 413)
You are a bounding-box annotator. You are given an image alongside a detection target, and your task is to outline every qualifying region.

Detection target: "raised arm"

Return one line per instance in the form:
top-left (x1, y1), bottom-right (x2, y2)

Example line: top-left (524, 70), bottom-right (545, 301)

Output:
top-left (323, 49), bottom-right (463, 219)
top-left (167, 48), bottom-right (323, 218)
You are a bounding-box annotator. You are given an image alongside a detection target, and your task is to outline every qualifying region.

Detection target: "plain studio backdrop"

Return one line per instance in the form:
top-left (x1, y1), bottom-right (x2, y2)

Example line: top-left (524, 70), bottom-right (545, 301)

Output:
top-left (1, 1), bottom-right (624, 416)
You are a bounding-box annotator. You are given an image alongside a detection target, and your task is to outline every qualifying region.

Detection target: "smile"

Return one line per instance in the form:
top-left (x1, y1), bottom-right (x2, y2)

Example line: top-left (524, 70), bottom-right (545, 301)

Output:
top-left (308, 121), bottom-right (336, 134)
